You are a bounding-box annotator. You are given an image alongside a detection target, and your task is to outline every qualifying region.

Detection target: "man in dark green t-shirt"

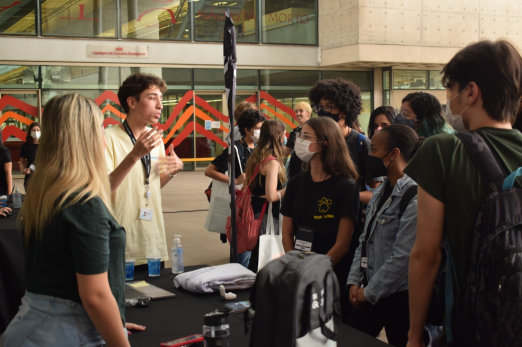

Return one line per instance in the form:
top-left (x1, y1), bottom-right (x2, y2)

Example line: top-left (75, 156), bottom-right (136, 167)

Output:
top-left (405, 40), bottom-right (522, 347)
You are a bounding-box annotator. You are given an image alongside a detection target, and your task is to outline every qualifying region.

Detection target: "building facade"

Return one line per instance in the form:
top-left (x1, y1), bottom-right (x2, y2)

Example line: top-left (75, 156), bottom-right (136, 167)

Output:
top-left (0, 0), bottom-right (521, 171)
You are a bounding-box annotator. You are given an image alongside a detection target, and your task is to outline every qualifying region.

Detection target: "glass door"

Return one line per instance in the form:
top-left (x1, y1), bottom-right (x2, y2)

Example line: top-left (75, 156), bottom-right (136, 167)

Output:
top-left (193, 92), bottom-right (226, 170)
top-left (0, 90), bottom-right (41, 176)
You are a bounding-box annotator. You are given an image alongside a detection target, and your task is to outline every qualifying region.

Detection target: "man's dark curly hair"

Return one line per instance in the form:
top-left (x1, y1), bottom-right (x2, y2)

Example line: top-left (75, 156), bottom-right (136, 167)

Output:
top-left (236, 109), bottom-right (266, 137)
top-left (118, 73), bottom-right (167, 114)
top-left (308, 78), bottom-right (363, 125)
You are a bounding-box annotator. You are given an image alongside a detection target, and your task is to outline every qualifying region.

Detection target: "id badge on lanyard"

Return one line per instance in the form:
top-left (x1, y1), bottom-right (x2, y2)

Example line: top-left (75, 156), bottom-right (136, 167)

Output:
top-left (295, 225), bottom-right (315, 252)
top-left (122, 121), bottom-right (154, 219)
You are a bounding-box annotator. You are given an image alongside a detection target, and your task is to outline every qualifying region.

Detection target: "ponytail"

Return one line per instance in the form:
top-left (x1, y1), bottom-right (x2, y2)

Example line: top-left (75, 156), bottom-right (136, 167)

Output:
top-left (380, 125), bottom-right (424, 162)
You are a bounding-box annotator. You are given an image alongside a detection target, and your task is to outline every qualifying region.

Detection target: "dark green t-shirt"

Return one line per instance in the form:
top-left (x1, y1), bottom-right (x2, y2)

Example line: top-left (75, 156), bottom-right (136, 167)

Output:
top-left (404, 127), bottom-right (522, 291)
top-left (24, 196), bottom-right (127, 324)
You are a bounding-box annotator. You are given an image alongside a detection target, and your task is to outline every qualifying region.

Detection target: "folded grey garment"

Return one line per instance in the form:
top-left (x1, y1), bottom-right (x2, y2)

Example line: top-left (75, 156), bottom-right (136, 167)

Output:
top-left (173, 263), bottom-right (256, 294)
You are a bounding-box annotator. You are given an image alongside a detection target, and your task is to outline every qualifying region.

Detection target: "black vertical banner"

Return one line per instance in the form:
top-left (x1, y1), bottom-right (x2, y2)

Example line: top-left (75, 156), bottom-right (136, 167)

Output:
top-left (224, 9), bottom-right (238, 263)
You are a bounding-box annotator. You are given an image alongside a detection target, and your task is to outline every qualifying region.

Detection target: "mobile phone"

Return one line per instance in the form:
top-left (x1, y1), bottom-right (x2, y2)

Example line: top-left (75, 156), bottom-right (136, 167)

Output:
top-left (29, 164), bottom-right (35, 172)
top-left (224, 301), bottom-right (250, 313)
top-left (160, 334), bottom-right (203, 347)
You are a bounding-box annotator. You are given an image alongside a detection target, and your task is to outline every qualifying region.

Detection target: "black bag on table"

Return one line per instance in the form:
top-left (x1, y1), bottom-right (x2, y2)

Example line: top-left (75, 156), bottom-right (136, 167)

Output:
top-left (245, 251), bottom-right (341, 347)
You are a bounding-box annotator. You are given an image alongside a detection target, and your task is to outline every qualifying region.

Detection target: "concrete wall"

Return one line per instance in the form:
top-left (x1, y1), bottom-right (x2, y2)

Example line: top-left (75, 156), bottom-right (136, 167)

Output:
top-left (320, 0), bottom-right (522, 66)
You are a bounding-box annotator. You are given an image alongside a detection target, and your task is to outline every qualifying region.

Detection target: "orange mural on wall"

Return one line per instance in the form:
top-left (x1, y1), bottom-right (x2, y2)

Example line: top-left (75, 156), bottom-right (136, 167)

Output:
top-left (1, 90), bottom-right (299, 157)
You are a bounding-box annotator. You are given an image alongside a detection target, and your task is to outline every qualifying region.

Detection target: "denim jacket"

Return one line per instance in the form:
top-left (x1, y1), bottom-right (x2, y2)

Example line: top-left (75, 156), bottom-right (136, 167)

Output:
top-left (347, 174), bottom-right (418, 305)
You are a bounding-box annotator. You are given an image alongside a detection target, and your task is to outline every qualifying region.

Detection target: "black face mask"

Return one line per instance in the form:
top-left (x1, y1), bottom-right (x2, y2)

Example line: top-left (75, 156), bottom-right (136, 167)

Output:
top-left (318, 109), bottom-right (340, 123)
top-left (365, 149), bottom-right (394, 178)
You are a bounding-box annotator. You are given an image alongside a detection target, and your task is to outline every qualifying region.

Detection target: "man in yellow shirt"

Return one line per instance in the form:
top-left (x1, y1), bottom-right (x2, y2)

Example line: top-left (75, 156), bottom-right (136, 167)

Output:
top-left (105, 73), bottom-right (183, 267)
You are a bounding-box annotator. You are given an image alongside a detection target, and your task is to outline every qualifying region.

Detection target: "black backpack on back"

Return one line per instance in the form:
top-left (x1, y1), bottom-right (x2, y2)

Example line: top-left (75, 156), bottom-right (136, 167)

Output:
top-left (447, 132), bottom-right (522, 346)
top-left (246, 251), bottom-right (341, 347)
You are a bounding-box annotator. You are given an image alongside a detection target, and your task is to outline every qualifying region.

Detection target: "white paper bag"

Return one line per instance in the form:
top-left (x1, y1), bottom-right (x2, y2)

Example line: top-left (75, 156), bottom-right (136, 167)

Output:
top-left (204, 145), bottom-right (244, 233)
top-left (258, 201), bottom-right (285, 270)
top-left (204, 180), bottom-right (231, 233)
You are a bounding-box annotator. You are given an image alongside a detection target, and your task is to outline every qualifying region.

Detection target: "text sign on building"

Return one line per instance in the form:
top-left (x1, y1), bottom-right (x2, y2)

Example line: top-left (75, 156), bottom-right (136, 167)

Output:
top-left (87, 45), bottom-right (149, 59)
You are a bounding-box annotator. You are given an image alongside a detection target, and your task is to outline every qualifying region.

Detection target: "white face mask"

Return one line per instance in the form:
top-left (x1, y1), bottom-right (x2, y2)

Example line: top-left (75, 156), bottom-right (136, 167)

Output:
top-left (294, 139), bottom-right (319, 162)
top-left (447, 87), bottom-right (469, 131)
top-left (31, 131), bottom-right (41, 140)
top-left (249, 129), bottom-right (261, 143)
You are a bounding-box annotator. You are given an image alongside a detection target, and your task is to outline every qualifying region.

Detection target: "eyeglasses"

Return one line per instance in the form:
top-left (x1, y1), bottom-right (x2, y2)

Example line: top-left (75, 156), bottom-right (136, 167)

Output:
top-left (400, 109), bottom-right (414, 118)
top-left (298, 132), bottom-right (317, 143)
top-left (313, 104), bottom-right (336, 113)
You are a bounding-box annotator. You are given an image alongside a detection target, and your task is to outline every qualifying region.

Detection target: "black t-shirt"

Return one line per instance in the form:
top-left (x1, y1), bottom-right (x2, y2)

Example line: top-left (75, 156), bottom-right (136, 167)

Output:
top-left (20, 142), bottom-right (39, 184)
top-left (281, 171), bottom-right (360, 255)
top-left (0, 146), bottom-right (12, 196)
top-left (211, 139), bottom-right (253, 178)
top-left (345, 129), bottom-right (371, 192)
top-left (24, 196), bottom-right (127, 324)
top-left (251, 173), bottom-right (282, 219)
top-left (288, 150), bottom-right (304, 179)
top-left (286, 126), bottom-right (302, 150)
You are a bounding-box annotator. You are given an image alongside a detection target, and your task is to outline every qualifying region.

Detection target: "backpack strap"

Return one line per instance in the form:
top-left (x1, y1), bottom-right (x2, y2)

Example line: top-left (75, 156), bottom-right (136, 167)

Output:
top-left (456, 131), bottom-right (506, 193)
top-left (398, 185), bottom-right (418, 219)
top-left (357, 133), bottom-right (366, 154)
top-left (245, 156), bottom-right (278, 190)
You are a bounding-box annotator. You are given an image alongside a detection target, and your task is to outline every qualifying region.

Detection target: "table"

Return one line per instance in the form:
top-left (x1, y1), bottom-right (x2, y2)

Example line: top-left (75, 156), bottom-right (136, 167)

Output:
top-left (126, 267), bottom-right (389, 347)
top-left (0, 207), bottom-right (24, 333)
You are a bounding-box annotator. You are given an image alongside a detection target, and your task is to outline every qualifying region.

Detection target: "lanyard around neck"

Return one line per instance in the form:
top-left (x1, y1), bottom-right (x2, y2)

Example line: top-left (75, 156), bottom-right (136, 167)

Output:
top-left (122, 120), bottom-right (151, 186)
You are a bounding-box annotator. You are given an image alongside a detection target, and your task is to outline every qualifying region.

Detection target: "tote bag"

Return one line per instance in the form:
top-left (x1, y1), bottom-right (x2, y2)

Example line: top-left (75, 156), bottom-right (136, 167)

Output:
top-left (204, 146), bottom-right (243, 233)
top-left (258, 192), bottom-right (285, 270)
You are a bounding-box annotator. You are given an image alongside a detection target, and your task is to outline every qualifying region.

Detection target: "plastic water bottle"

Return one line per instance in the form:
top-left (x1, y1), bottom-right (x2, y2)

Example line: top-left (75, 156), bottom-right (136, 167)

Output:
top-left (171, 235), bottom-right (184, 274)
top-left (13, 187), bottom-right (22, 208)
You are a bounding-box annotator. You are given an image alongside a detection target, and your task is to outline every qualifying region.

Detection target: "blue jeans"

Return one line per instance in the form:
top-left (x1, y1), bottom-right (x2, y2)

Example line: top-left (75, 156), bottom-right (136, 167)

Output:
top-left (1, 291), bottom-right (105, 347)
top-left (238, 251), bottom-right (251, 268)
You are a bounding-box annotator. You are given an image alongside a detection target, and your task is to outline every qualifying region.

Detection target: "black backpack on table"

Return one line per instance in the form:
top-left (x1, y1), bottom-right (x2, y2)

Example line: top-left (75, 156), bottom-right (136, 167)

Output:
top-left (246, 251), bottom-right (341, 347)
top-left (446, 132), bottom-right (522, 346)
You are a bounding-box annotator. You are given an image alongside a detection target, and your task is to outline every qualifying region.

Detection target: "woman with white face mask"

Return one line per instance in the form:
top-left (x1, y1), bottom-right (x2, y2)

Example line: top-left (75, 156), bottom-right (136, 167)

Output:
top-left (19, 122), bottom-right (40, 191)
top-left (281, 116), bottom-right (360, 323)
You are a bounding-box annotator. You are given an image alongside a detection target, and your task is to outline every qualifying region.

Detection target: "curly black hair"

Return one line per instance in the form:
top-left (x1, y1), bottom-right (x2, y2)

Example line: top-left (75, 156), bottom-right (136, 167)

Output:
top-left (308, 78), bottom-right (363, 125)
top-left (236, 109), bottom-right (266, 137)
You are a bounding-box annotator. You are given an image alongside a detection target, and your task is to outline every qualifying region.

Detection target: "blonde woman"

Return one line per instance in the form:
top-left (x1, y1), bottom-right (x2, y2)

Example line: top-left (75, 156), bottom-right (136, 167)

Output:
top-left (243, 119), bottom-right (287, 272)
top-left (1, 94), bottom-right (130, 347)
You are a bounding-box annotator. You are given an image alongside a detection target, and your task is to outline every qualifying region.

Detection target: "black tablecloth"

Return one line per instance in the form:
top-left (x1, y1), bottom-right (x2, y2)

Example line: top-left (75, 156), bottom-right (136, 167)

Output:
top-left (0, 207), bottom-right (24, 333)
top-left (126, 267), bottom-right (389, 347)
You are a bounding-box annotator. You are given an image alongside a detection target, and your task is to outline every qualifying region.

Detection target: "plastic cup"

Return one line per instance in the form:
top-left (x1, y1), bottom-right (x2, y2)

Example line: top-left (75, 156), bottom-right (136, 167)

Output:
top-left (125, 259), bottom-right (135, 281)
top-left (147, 256), bottom-right (161, 277)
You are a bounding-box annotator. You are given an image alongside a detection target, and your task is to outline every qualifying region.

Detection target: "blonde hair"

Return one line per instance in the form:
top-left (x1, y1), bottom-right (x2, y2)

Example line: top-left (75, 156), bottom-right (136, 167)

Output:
top-left (294, 101), bottom-right (312, 113)
top-left (244, 120), bottom-right (287, 189)
top-left (19, 93), bottom-right (112, 240)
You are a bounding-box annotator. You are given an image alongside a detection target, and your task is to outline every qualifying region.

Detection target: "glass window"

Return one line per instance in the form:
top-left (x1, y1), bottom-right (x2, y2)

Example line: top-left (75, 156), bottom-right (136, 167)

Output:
top-left (194, 69), bottom-right (259, 90)
top-left (0, 65), bottom-right (39, 88)
top-left (161, 68), bottom-right (193, 90)
top-left (393, 70), bottom-right (428, 90)
top-left (42, 66), bottom-right (120, 89)
top-left (383, 70), bottom-right (390, 91)
top-left (262, 0), bottom-right (317, 45)
top-left (322, 71), bottom-right (373, 91)
top-left (260, 70), bottom-right (319, 90)
top-left (41, 0), bottom-right (116, 38)
top-left (0, 0), bottom-right (35, 35)
top-left (383, 91), bottom-right (390, 106)
top-left (162, 90), bottom-right (194, 163)
top-left (429, 70), bottom-right (445, 90)
top-left (194, 0), bottom-right (256, 43)
top-left (120, 0), bottom-right (190, 40)
top-left (259, 91), bottom-right (310, 133)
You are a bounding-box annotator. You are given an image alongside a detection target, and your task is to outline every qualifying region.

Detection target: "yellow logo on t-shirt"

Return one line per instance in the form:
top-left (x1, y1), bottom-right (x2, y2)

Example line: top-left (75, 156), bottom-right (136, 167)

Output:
top-left (318, 197), bottom-right (332, 213)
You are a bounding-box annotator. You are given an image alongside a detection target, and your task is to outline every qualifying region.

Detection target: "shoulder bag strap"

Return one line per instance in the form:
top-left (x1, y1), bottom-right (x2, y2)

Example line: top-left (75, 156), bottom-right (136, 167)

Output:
top-left (456, 131), bottom-right (506, 193)
top-left (234, 145), bottom-right (243, 174)
top-left (398, 185), bottom-right (418, 219)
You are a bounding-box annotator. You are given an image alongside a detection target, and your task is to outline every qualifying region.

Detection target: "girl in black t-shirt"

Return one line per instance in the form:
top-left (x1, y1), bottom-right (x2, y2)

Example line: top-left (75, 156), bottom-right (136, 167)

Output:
top-left (281, 116), bottom-right (360, 322)
top-left (20, 121), bottom-right (40, 191)
top-left (244, 119), bottom-right (287, 273)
